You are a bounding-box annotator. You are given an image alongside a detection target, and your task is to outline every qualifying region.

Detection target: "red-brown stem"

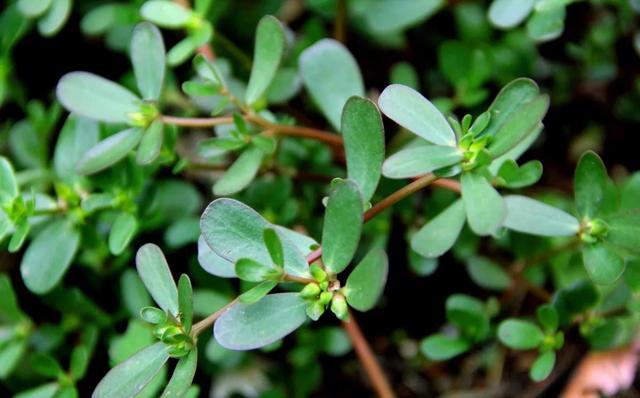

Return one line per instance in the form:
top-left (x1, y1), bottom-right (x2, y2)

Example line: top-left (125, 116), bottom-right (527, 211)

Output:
top-left (161, 115), bottom-right (233, 127)
top-left (247, 115), bottom-right (343, 148)
top-left (191, 298), bottom-right (239, 338)
top-left (334, 0), bottom-right (347, 43)
top-left (343, 310), bottom-right (396, 398)
top-left (365, 174), bottom-right (439, 222)
top-left (432, 178), bottom-right (461, 192)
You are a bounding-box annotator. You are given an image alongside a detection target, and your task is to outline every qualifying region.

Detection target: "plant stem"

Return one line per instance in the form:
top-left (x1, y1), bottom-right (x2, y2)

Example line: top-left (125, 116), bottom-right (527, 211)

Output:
top-left (247, 115), bottom-right (343, 147)
top-left (334, 0), bottom-right (347, 43)
top-left (161, 115), bottom-right (233, 127)
top-left (191, 298), bottom-right (239, 338)
top-left (343, 309), bottom-right (396, 398)
top-left (283, 274), bottom-right (315, 284)
top-left (364, 174), bottom-right (439, 222)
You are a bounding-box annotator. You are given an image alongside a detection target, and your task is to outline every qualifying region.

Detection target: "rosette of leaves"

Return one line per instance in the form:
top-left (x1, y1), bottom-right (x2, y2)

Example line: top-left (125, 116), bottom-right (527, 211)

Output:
top-left (16, 0), bottom-right (72, 37)
top-left (140, 0), bottom-right (213, 66)
top-left (488, 0), bottom-right (574, 42)
top-left (380, 78), bottom-right (548, 256)
top-left (56, 22), bottom-right (168, 174)
top-left (93, 244), bottom-right (198, 397)
top-left (498, 304), bottom-right (564, 382)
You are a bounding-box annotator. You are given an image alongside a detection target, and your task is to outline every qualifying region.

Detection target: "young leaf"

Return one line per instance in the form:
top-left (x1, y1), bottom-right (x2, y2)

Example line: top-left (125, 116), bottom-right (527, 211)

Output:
top-left (466, 256), bottom-right (511, 291)
top-left (131, 22), bottom-right (166, 101)
top-left (137, 120), bottom-right (164, 165)
top-left (20, 219), bottom-right (80, 294)
top-left (0, 157), bottom-right (18, 204)
top-left (299, 39), bottom-right (364, 130)
top-left (9, 220), bottom-right (30, 253)
top-left (235, 258), bottom-right (280, 282)
top-left (382, 144), bottom-right (463, 179)
top-left (341, 96), bottom-right (385, 203)
top-left (582, 243), bottom-right (624, 285)
top-left (482, 78), bottom-right (540, 138)
top-left (421, 334), bottom-right (470, 361)
top-left (17, 0), bottom-right (52, 17)
top-left (446, 295), bottom-right (490, 340)
top-left (140, 1), bottom-right (191, 28)
top-left (56, 72), bottom-right (140, 123)
top-left (498, 319), bottom-right (544, 350)
top-left (109, 212), bottom-right (138, 255)
top-left (214, 293), bottom-right (307, 350)
top-left (140, 307), bottom-right (167, 324)
top-left (345, 249), bottom-right (388, 312)
top-left (461, 171), bottom-right (506, 235)
top-left (160, 348), bottom-right (197, 398)
top-left (53, 116), bottom-right (100, 181)
top-left (496, 160), bottom-right (543, 188)
top-left (607, 212), bottom-right (640, 254)
top-left (263, 228), bottom-right (284, 268)
top-left (411, 199), bottom-right (465, 258)
top-left (37, 0), bottom-right (71, 37)
top-left (197, 235), bottom-right (235, 278)
top-left (239, 280), bottom-right (278, 304)
top-left (527, 6), bottom-right (565, 42)
top-left (76, 128), bottom-right (145, 175)
top-left (575, 151), bottom-right (607, 218)
top-left (245, 15), bottom-right (285, 105)
top-left (136, 244), bottom-right (179, 316)
top-left (213, 146), bottom-right (263, 196)
top-left (502, 195), bottom-right (580, 237)
top-left (321, 179), bottom-right (363, 274)
top-left (93, 342), bottom-right (170, 398)
top-left (0, 274), bottom-right (25, 323)
top-left (178, 275), bottom-right (193, 333)
top-left (488, 0), bottom-right (535, 29)
top-left (537, 304), bottom-right (559, 332)
top-left (530, 351), bottom-right (556, 382)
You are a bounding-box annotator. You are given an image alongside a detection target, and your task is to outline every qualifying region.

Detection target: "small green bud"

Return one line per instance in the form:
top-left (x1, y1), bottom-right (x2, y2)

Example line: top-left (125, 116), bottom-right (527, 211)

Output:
top-left (299, 283), bottom-right (321, 299)
top-left (168, 339), bottom-right (193, 358)
top-left (589, 218), bottom-right (609, 237)
top-left (306, 300), bottom-right (325, 321)
top-left (160, 325), bottom-right (184, 344)
top-left (330, 295), bottom-right (349, 321)
top-left (319, 291), bottom-right (333, 305)
top-left (319, 281), bottom-right (329, 291)
top-left (310, 264), bottom-right (327, 283)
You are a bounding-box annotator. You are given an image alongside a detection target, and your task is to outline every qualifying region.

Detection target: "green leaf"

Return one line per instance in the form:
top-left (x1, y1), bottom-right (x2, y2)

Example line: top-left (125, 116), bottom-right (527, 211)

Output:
top-left (575, 151), bottom-right (607, 218)
top-left (466, 256), bottom-right (511, 291)
top-left (17, 0), bottom-right (52, 17)
top-left (14, 383), bottom-right (59, 398)
top-left (536, 304), bottom-right (559, 332)
top-left (498, 319), bottom-right (544, 350)
top-left (526, 6), bottom-right (566, 42)
top-left (461, 171), bottom-right (506, 236)
top-left (20, 219), bottom-right (80, 294)
top-left (299, 39), bottom-right (364, 130)
top-left (487, 95), bottom-right (549, 157)
top-left (239, 280), bottom-right (278, 304)
top-left (390, 62), bottom-right (419, 89)
top-left (585, 318), bottom-right (626, 350)
top-left (200, 198), bottom-right (310, 278)
top-left (263, 228), bottom-right (284, 268)
top-left (77, 128), bottom-right (144, 175)
top-left (213, 146), bottom-right (264, 196)
top-left (131, 22), bottom-right (166, 101)
top-left (140, 1), bottom-right (191, 28)
top-left (411, 199), bottom-right (465, 258)
top-left (582, 243), bottom-right (624, 285)
top-left (378, 84), bottom-right (456, 146)
top-left (530, 351), bottom-right (555, 382)
top-left (421, 334), bottom-right (470, 361)
top-left (482, 78), bottom-right (540, 139)
top-left (321, 179), bottom-right (363, 273)
top-left (135, 243), bottom-right (179, 316)
top-left (109, 212), bottom-right (138, 255)
top-left (197, 235), bottom-right (235, 278)
top-left (0, 339), bottom-right (27, 379)
top-left (137, 120), bottom-right (164, 165)
top-left (141, 306), bottom-right (167, 324)
top-left (345, 249), bottom-right (388, 312)
top-left (214, 293), bottom-right (307, 350)
top-left (37, 0), bottom-right (71, 36)
top-left (53, 116), bottom-right (100, 181)
top-left (235, 258), bottom-right (281, 282)
top-left (341, 96), bottom-right (385, 203)
top-left (0, 274), bottom-right (24, 323)
top-left (488, 0), bottom-right (535, 29)
top-left (9, 219), bottom-right (30, 253)
top-left (160, 348), bottom-right (197, 398)
top-left (245, 15), bottom-right (285, 105)
top-left (70, 346), bottom-right (90, 380)
top-left (351, 0), bottom-right (443, 34)
top-left (266, 67), bottom-right (301, 104)
top-left (446, 295), bottom-right (489, 340)
top-left (0, 157), bottom-right (18, 204)
top-left (503, 195), bottom-right (580, 237)
top-left (607, 212), bottom-right (640, 254)
top-left (31, 353), bottom-right (63, 378)
top-left (93, 342), bottom-right (170, 398)
top-left (167, 37), bottom-right (198, 67)
top-left (178, 275), bottom-right (193, 333)
top-left (382, 144), bottom-right (463, 179)
top-left (496, 160), bottom-right (543, 188)
top-left (56, 72), bottom-right (140, 123)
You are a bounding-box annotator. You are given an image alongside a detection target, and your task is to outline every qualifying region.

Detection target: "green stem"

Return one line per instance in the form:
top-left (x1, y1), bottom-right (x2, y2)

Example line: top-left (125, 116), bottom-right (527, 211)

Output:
top-left (190, 298), bottom-right (239, 338)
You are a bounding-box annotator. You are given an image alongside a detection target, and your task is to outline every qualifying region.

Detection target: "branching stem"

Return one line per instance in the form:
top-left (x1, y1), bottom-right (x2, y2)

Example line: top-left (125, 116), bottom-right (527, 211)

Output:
top-left (190, 298), bottom-right (239, 338)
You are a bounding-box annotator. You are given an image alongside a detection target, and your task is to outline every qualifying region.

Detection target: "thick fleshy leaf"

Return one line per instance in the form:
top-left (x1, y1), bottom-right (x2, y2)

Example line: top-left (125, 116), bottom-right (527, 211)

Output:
top-left (214, 293), bottom-right (307, 350)
top-left (238, 280), bottom-right (278, 304)
top-left (341, 96), bottom-right (385, 203)
top-left (321, 179), bottom-right (363, 273)
top-left (263, 228), bottom-right (284, 268)
top-left (213, 146), bottom-right (263, 196)
top-left (131, 22), bottom-right (166, 100)
top-left (489, 125), bottom-right (542, 174)
top-left (14, 382), bottom-right (59, 398)
top-left (200, 198), bottom-right (310, 277)
top-left (488, 0), bottom-right (535, 29)
top-left (575, 151), bottom-right (607, 218)
top-left (482, 78), bottom-right (540, 138)
top-left (351, 0), bottom-right (443, 34)
top-left (37, 0), bottom-right (71, 36)
top-left (496, 160), bottom-right (543, 189)
top-left (530, 351), bottom-right (556, 382)
top-left (160, 348), bottom-right (197, 398)
top-left (93, 342), bottom-right (170, 398)
top-left (109, 212), bottom-right (138, 255)
top-left (382, 144), bottom-right (462, 179)
top-left (56, 72), bottom-right (140, 123)
top-left (421, 334), bottom-right (470, 361)
top-left (53, 115), bottom-right (100, 181)
top-left (503, 195), bottom-right (580, 237)
top-left (446, 294), bottom-right (490, 341)
top-left (299, 39), bottom-right (364, 130)
top-left (0, 339), bottom-right (27, 379)
top-left (20, 219), bottom-right (80, 294)
top-left (345, 249), bottom-right (388, 312)
top-left (140, 1), bottom-right (191, 28)
top-left (0, 157), bottom-right (18, 204)
top-left (379, 84), bottom-right (455, 146)
top-left (411, 199), bottom-right (465, 258)
top-left (527, 6), bottom-right (565, 42)
top-left (135, 244), bottom-right (179, 316)
top-left (245, 15), bottom-right (285, 105)
top-left (197, 235), bottom-right (235, 278)
top-left (498, 319), bottom-right (544, 349)
top-left (235, 259), bottom-right (280, 282)
top-left (178, 275), bottom-right (193, 333)
top-left (582, 243), bottom-right (624, 285)
top-left (76, 128), bottom-right (144, 175)
top-left (461, 172), bottom-right (506, 235)
top-left (18, 0), bottom-right (52, 17)
top-left (466, 256), bottom-right (511, 291)
top-left (607, 212), bottom-right (640, 254)
top-left (487, 95), bottom-right (549, 157)
top-left (0, 274), bottom-right (24, 323)
top-left (137, 120), bottom-right (164, 165)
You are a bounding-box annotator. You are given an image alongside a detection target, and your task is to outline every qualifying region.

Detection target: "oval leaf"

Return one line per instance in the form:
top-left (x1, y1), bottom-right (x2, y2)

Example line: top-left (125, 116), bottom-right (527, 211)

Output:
top-left (77, 128), bottom-right (144, 175)
top-left (213, 146), bottom-right (263, 196)
top-left (136, 120), bottom-right (164, 165)
top-left (131, 22), bottom-right (166, 100)
top-left (421, 334), bottom-right (470, 361)
top-left (136, 244), bottom-right (179, 316)
top-left (411, 199), bottom-right (465, 258)
top-left (488, 0), bottom-right (535, 29)
top-left (461, 171), bottom-right (506, 236)
top-left (53, 115), bottom-right (100, 181)
top-left (575, 151), bottom-right (607, 218)
top-left (197, 235), bottom-right (235, 278)
top-left (530, 350), bottom-right (556, 382)
top-left (498, 319), bottom-right (544, 350)
top-left (383, 144), bottom-right (463, 179)
top-left (160, 348), bottom-right (197, 398)
top-left (345, 249), bottom-right (388, 312)
top-left (109, 212), bottom-right (138, 255)
top-left (503, 195), bottom-right (580, 237)
top-left (245, 15), bottom-right (285, 105)
top-left (582, 243), bottom-right (624, 285)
